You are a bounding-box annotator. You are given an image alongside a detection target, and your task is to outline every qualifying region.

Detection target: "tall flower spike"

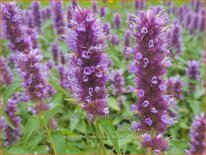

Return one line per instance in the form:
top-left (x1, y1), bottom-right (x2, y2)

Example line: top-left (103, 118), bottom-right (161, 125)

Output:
top-left (51, 41), bottom-right (60, 65)
top-left (113, 13), bottom-right (121, 29)
top-left (50, 0), bottom-right (65, 35)
top-left (123, 30), bottom-right (132, 60)
top-left (4, 94), bottom-right (21, 147)
top-left (186, 113), bottom-right (206, 154)
top-left (66, 5), bottom-right (73, 27)
top-left (166, 21), bottom-right (182, 57)
top-left (1, 56), bottom-right (13, 86)
top-left (64, 7), bottom-right (109, 122)
top-left (129, 10), bottom-right (171, 153)
top-left (134, 0), bottom-right (145, 10)
top-left (100, 7), bottom-right (106, 17)
top-left (30, 1), bottom-right (42, 32)
top-left (1, 2), bottom-right (31, 53)
top-left (187, 60), bottom-right (200, 93)
top-left (2, 2), bottom-right (54, 105)
top-left (110, 70), bottom-right (126, 109)
top-left (110, 34), bottom-right (119, 46)
top-left (92, 0), bottom-right (98, 13)
top-left (103, 22), bottom-right (111, 35)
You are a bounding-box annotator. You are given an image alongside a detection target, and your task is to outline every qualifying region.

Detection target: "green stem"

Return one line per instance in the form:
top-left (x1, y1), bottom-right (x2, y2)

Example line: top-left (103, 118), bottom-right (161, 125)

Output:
top-left (95, 121), bottom-right (106, 154)
top-left (40, 114), bottom-right (57, 154)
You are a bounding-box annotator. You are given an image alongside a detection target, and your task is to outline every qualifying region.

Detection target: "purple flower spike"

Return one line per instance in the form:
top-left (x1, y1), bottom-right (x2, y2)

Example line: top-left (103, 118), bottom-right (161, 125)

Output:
top-left (51, 41), bottom-right (60, 65)
top-left (129, 9), bottom-right (170, 153)
top-left (186, 113), bottom-right (206, 154)
top-left (67, 5), bottom-right (73, 28)
top-left (103, 22), bottom-right (111, 35)
top-left (111, 70), bottom-right (126, 96)
top-left (110, 34), bottom-right (119, 46)
top-left (1, 2), bottom-right (31, 53)
top-left (1, 56), bottom-right (13, 86)
top-left (187, 60), bottom-right (200, 93)
top-left (64, 7), bottom-right (109, 122)
top-left (123, 30), bottom-right (132, 60)
top-left (50, 0), bottom-right (65, 35)
top-left (134, 0), bottom-right (145, 10)
top-left (31, 1), bottom-right (42, 32)
top-left (167, 21), bottom-right (182, 57)
top-left (92, 0), bottom-right (98, 13)
top-left (4, 94), bottom-right (21, 147)
top-left (166, 76), bottom-right (183, 100)
top-left (113, 13), bottom-right (121, 29)
top-left (100, 7), bottom-right (106, 17)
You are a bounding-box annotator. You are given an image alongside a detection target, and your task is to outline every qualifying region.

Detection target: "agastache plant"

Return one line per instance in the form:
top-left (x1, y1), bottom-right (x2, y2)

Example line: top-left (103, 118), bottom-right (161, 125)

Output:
top-left (64, 7), bottom-right (109, 122)
top-left (30, 0), bottom-right (42, 32)
top-left (50, 0), bottom-right (65, 35)
top-left (2, 2), bottom-right (53, 110)
top-left (129, 10), bottom-right (171, 153)
top-left (113, 13), bottom-right (121, 29)
top-left (186, 113), bottom-right (206, 154)
top-left (3, 94), bottom-right (21, 147)
top-left (1, 56), bottom-right (13, 86)
top-left (187, 60), bottom-right (200, 93)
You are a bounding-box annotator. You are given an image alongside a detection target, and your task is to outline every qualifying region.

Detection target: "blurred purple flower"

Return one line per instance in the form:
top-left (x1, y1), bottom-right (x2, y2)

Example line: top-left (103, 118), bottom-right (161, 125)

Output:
top-left (92, 0), bottom-right (98, 13)
top-left (110, 34), bottom-right (119, 46)
top-left (30, 1), bottom-right (42, 32)
top-left (186, 113), bottom-right (206, 154)
top-left (113, 13), bottom-right (121, 29)
top-left (100, 7), bottom-right (106, 17)
top-left (1, 56), bottom-right (13, 86)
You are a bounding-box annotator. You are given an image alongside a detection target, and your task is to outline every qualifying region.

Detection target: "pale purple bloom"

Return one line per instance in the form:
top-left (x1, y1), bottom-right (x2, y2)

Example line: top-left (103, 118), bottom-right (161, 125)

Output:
top-left (113, 13), bottom-right (121, 29)
top-left (30, 1), bottom-right (42, 32)
top-left (186, 113), bottom-right (206, 154)
top-left (110, 34), bottom-right (119, 46)
top-left (1, 56), bottom-right (13, 86)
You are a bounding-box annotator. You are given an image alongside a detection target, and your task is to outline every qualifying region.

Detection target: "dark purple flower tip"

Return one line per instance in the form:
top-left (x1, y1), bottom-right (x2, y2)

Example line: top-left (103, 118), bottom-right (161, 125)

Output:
top-left (100, 7), bottom-right (106, 17)
top-left (110, 34), bottom-right (119, 46)
top-left (113, 13), bottom-right (121, 29)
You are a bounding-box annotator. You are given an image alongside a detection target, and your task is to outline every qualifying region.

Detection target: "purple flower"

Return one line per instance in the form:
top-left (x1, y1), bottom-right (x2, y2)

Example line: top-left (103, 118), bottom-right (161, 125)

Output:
top-left (64, 7), bottom-right (109, 122)
top-left (166, 21), bottom-right (182, 57)
top-left (30, 1), bottom-right (42, 32)
top-left (113, 13), bottom-right (121, 29)
top-left (103, 22), bottom-right (111, 35)
top-left (50, 0), bottom-right (65, 35)
top-left (1, 56), bottom-right (13, 86)
top-left (1, 2), bottom-right (31, 53)
top-left (110, 70), bottom-right (126, 96)
top-left (4, 94), bottom-right (21, 147)
top-left (66, 5), bottom-right (73, 27)
top-left (129, 9), bottom-right (170, 152)
top-left (186, 113), bottom-right (206, 154)
top-left (110, 34), bottom-right (119, 46)
top-left (123, 30), bottom-right (132, 60)
top-left (41, 7), bottom-right (51, 21)
top-left (100, 7), bottom-right (106, 17)
top-left (2, 2), bottom-right (54, 108)
top-left (71, 0), bottom-right (78, 9)
top-left (58, 65), bottom-right (71, 90)
top-left (187, 60), bottom-right (200, 93)
top-left (166, 76), bottom-right (183, 100)
top-left (26, 28), bottom-right (39, 49)
top-left (134, 0), bottom-right (145, 10)
top-left (51, 41), bottom-right (60, 65)
top-left (92, 0), bottom-right (98, 13)
top-left (141, 134), bottom-right (169, 154)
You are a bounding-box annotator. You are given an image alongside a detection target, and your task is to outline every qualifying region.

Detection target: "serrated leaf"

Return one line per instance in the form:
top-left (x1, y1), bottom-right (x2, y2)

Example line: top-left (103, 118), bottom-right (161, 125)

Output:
top-left (97, 118), bottom-right (121, 154)
top-left (23, 116), bottom-right (41, 144)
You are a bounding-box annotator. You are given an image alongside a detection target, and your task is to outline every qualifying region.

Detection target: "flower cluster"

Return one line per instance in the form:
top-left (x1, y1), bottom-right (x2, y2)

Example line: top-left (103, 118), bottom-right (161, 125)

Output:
top-left (64, 7), bottom-right (109, 121)
top-left (51, 41), bottom-right (60, 65)
top-left (1, 2), bottom-right (30, 53)
top-left (2, 2), bottom-right (54, 106)
top-left (166, 76), bottom-right (183, 100)
top-left (167, 21), bottom-right (183, 57)
top-left (123, 30), bottom-right (132, 60)
top-left (30, 1), bottom-right (42, 32)
top-left (134, 0), bottom-right (145, 10)
top-left (4, 94), bottom-right (21, 147)
top-left (187, 60), bottom-right (200, 93)
top-left (50, 0), bottom-right (65, 35)
top-left (100, 7), bottom-right (106, 17)
top-left (1, 56), bottom-right (13, 86)
top-left (186, 113), bottom-right (206, 154)
top-left (110, 34), bottom-right (119, 46)
top-left (110, 70), bottom-right (126, 109)
top-left (129, 9), bottom-right (171, 153)
top-left (113, 13), bottom-right (121, 29)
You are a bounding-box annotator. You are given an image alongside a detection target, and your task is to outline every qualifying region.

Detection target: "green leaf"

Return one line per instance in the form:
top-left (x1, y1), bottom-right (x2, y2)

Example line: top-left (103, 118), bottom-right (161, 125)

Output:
top-left (26, 133), bottom-right (43, 149)
top-left (97, 118), bottom-right (121, 154)
top-left (23, 116), bottom-right (41, 144)
top-left (6, 146), bottom-right (29, 154)
top-left (2, 80), bottom-right (22, 111)
top-left (36, 145), bottom-right (49, 154)
top-left (65, 145), bottom-right (83, 154)
top-left (108, 97), bottom-right (120, 111)
top-left (51, 131), bottom-right (67, 154)
top-left (45, 105), bottom-right (63, 122)
top-left (4, 113), bottom-right (15, 129)
top-left (48, 80), bottom-right (69, 96)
